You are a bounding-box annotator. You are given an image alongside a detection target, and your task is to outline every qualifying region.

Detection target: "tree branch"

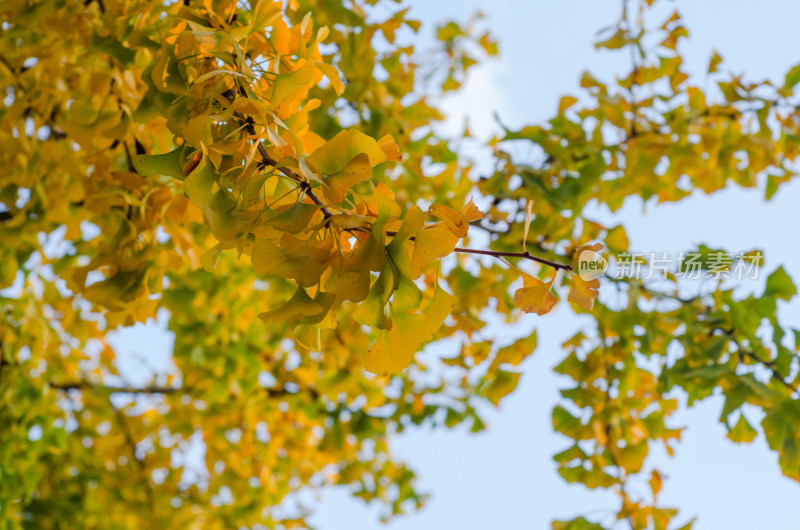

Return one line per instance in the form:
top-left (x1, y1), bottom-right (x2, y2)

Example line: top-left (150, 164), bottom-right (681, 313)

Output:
top-left (220, 88), bottom-right (336, 220)
top-left (382, 227), bottom-right (573, 271)
top-left (710, 327), bottom-right (799, 396)
top-left (50, 381), bottom-right (183, 394)
top-left (218, 88), bottom-right (573, 272)
top-left (49, 380), bottom-right (320, 399)
top-left (452, 247), bottom-right (573, 271)
top-left (736, 340), bottom-right (799, 396)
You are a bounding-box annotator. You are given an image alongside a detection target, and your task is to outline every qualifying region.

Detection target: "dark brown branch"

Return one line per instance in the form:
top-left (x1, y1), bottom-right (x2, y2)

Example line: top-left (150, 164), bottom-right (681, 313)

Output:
top-left (452, 247), bottom-right (573, 271)
top-left (710, 327), bottom-right (799, 396)
top-left (382, 226), bottom-right (572, 271)
top-left (470, 219), bottom-right (510, 236)
top-left (737, 341), bottom-right (799, 396)
top-left (49, 380), bottom-right (319, 399)
top-left (50, 381), bottom-right (183, 395)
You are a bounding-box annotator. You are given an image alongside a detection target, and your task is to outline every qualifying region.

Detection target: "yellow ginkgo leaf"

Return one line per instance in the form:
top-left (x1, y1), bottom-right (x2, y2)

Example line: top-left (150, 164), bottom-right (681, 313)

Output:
top-left (307, 129), bottom-right (386, 175)
top-left (514, 274), bottom-right (558, 315)
top-left (461, 197), bottom-right (485, 222)
top-left (315, 62), bottom-right (345, 95)
top-left (410, 223), bottom-right (459, 278)
top-left (252, 235), bottom-right (332, 287)
top-left (364, 285), bottom-right (455, 375)
top-left (429, 203), bottom-right (469, 238)
top-left (574, 242), bottom-right (605, 255)
top-left (568, 274), bottom-right (600, 311)
top-left (322, 152), bottom-right (371, 204)
top-left (332, 269), bottom-right (370, 302)
top-left (258, 286), bottom-right (323, 324)
top-left (270, 61), bottom-right (316, 108)
top-left (263, 203), bottom-right (320, 234)
top-left (298, 157), bottom-right (324, 186)
top-left (378, 134), bottom-right (403, 162)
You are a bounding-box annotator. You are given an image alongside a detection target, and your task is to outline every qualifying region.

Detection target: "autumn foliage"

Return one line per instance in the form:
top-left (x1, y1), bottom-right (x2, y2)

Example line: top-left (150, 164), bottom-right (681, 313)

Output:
top-left (1, 0), bottom-right (800, 528)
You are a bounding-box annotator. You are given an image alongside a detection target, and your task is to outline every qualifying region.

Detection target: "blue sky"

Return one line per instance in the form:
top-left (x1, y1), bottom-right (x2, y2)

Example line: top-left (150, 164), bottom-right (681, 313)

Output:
top-left (108, 1), bottom-right (800, 528)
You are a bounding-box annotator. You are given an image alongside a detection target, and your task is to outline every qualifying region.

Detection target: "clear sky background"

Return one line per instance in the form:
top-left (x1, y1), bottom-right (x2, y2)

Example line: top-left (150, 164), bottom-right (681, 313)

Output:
top-left (109, 1), bottom-right (800, 528)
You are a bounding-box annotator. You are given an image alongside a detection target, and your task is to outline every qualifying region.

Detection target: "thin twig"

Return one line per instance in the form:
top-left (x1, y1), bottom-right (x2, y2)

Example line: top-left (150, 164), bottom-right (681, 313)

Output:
top-left (382, 228), bottom-right (572, 271)
top-left (50, 381), bottom-right (183, 394)
top-left (452, 247), bottom-right (573, 271)
top-left (709, 327), bottom-right (799, 396)
top-left (220, 87), bottom-right (336, 220)
top-left (49, 380), bottom-right (319, 399)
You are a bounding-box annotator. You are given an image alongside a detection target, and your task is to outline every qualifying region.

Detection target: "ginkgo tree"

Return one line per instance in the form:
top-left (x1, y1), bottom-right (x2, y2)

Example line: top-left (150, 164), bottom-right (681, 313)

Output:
top-left (1, 0), bottom-right (799, 528)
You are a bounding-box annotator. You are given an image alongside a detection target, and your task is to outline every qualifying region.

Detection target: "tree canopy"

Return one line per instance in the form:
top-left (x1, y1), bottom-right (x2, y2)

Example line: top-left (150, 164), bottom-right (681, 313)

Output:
top-left (1, 0), bottom-right (799, 528)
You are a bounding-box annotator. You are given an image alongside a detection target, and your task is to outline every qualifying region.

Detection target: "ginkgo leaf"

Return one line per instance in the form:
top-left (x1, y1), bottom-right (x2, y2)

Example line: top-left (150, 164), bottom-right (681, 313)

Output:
top-left (263, 203), bottom-right (320, 233)
top-left (315, 62), bottom-right (345, 95)
top-left (82, 270), bottom-right (146, 312)
top-left (183, 154), bottom-right (217, 209)
top-left (322, 152), bottom-right (372, 204)
top-left (342, 223), bottom-right (386, 273)
top-left (514, 274), bottom-right (558, 315)
top-left (568, 274), bottom-right (600, 311)
top-left (150, 52), bottom-right (185, 94)
top-left (307, 129), bottom-right (386, 175)
top-left (481, 369), bottom-right (522, 406)
top-left (371, 183), bottom-right (402, 221)
top-left (461, 197), bottom-right (485, 222)
top-left (132, 146), bottom-right (186, 179)
top-left (378, 134), bottom-right (403, 162)
top-left (258, 286), bottom-right (323, 324)
top-left (574, 242), bottom-right (605, 257)
top-left (252, 235), bottom-right (332, 286)
top-left (200, 245), bottom-right (223, 272)
top-left (270, 61), bottom-right (316, 107)
top-left (605, 225), bottom-right (628, 252)
top-left (364, 285), bottom-right (455, 375)
top-left (249, 0), bottom-right (281, 33)
top-left (558, 95), bottom-right (578, 113)
top-left (331, 213), bottom-right (370, 229)
top-left (708, 49), bottom-right (723, 73)
top-left (410, 223), bottom-right (459, 278)
top-left (429, 203), bottom-right (469, 238)
top-left (331, 269), bottom-right (370, 303)
top-left (352, 266), bottom-right (394, 329)
top-left (204, 203), bottom-right (256, 242)
top-left (298, 157), bottom-right (325, 186)
top-left (727, 414), bottom-right (758, 444)
top-left (387, 206), bottom-right (424, 311)
top-left (192, 68), bottom-right (248, 85)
